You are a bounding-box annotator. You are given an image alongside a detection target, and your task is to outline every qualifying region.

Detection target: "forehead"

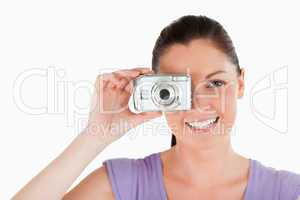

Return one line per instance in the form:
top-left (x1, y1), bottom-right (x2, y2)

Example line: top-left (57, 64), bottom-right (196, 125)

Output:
top-left (158, 39), bottom-right (236, 76)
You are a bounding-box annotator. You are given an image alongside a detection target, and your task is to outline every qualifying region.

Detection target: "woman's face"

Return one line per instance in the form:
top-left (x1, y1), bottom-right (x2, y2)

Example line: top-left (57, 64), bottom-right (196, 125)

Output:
top-left (158, 39), bottom-right (245, 148)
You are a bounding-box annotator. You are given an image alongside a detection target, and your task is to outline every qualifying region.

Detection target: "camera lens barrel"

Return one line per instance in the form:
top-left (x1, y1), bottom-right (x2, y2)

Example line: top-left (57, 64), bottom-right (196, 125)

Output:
top-left (159, 89), bottom-right (170, 100)
top-left (152, 83), bottom-right (178, 107)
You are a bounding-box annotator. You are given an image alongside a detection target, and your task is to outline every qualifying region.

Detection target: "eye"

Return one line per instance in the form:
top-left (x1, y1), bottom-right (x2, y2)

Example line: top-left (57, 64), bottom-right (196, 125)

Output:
top-left (206, 80), bottom-right (226, 88)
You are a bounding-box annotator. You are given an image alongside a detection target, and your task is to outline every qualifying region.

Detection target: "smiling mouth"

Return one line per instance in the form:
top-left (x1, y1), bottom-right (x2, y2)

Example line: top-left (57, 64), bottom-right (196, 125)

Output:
top-left (185, 116), bottom-right (219, 130)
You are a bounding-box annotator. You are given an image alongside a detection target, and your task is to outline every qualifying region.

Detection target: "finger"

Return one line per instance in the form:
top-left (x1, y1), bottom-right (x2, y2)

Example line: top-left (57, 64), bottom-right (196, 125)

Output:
top-left (111, 72), bottom-right (134, 90)
top-left (117, 78), bottom-right (130, 90)
top-left (130, 67), bottom-right (153, 74)
top-left (107, 68), bottom-right (154, 91)
top-left (132, 68), bottom-right (155, 77)
top-left (107, 81), bottom-right (117, 89)
top-left (113, 69), bottom-right (139, 78)
top-left (113, 68), bottom-right (153, 80)
top-left (95, 74), bottom-right (109, 92)
top-left (124, 80), bottom-right (134, 94)
top-left (100, 73), bottom-right (122, 89)
top-left (115, 68), bottom-right (154, 93)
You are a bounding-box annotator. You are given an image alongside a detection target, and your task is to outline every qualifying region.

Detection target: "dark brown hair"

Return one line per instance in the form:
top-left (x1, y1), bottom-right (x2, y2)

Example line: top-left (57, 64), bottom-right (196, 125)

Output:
top-left (151, 15), bottom-right (241, 147)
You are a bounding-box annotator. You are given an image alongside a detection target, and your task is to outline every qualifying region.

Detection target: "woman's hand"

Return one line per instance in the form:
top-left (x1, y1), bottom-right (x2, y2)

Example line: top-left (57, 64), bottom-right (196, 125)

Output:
top-left (84, 67), bottom-right (161, 145)
top-left (12, 67), bottom-right (162, 200)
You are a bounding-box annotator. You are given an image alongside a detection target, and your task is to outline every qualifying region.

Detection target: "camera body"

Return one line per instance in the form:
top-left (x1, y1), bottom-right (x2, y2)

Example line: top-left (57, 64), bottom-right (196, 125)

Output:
top-left (129, 74), bottom-right (191, 113)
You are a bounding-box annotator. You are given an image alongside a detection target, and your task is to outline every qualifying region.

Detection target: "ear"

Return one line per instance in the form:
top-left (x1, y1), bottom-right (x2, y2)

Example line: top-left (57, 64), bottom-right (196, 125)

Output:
top-left (237, 68), bottom-right (245, 99)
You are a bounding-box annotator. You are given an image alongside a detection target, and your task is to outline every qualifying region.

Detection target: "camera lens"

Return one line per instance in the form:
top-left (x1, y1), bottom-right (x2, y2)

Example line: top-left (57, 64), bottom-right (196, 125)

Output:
top-left (159, 89), bottom-right (170, 100)
top-left (152, 83), bottom-right (178, 108)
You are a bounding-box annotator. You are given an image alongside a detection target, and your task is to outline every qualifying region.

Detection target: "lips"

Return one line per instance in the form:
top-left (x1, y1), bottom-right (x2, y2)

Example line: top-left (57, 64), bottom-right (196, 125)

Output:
top-left (185, 116), bottom-right (219, 131)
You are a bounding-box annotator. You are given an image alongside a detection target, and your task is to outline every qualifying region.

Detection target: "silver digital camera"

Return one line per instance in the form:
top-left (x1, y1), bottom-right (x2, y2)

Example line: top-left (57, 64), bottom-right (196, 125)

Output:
top-left (129, 74), bottom-right (191, 113)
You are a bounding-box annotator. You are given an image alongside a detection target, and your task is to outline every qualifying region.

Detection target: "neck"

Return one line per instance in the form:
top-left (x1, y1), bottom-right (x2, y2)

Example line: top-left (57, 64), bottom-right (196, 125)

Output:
top-left (167, 137), bottom-right (242, 186)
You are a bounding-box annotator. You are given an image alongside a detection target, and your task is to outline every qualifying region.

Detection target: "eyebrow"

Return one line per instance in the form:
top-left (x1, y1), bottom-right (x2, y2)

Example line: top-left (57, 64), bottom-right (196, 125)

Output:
top-left (205, 70), bottom-right (227, 79)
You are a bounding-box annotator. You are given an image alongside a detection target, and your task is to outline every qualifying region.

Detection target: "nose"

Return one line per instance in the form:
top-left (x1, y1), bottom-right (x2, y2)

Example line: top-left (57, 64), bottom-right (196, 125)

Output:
top-left (192, 96), bottom-right (214, 113)
top-left (191, 83), bottom-right (216, 114)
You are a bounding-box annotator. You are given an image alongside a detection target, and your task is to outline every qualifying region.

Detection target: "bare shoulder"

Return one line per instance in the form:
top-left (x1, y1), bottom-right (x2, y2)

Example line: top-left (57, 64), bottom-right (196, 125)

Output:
top-left (63, 165), bottom-right (114, 200)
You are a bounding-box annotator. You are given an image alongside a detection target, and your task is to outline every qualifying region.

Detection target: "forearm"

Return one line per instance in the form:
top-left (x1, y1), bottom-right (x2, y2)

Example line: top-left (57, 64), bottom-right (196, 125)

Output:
top-left (12, 130), bottom-right (109, 200)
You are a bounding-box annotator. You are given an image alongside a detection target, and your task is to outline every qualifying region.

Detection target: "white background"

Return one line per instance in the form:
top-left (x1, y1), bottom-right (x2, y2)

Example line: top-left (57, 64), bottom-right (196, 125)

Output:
top-left (0, 0), bottom-right (299, 199)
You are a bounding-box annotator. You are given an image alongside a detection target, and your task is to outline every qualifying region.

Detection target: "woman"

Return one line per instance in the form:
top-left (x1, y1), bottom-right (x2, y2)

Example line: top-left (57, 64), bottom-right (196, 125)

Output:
top-left (13, 15), bottom-right (300, 200)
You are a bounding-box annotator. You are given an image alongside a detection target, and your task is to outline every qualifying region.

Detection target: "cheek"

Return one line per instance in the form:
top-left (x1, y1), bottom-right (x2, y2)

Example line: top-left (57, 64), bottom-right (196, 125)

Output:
top-left (219, 84), bottom-right (238, 125)
top-left (164, 112), bottom-right (185, 133)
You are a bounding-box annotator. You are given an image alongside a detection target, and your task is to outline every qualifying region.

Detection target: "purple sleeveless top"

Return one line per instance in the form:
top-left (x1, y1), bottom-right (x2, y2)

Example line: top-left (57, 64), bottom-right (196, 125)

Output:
top-left (103, 152), bottom-right (300, 200)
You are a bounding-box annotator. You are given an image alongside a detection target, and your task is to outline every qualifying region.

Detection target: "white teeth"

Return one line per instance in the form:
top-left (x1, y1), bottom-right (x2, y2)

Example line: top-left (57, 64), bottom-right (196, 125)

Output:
top-left (186, 117), bottom-right (218, 129)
